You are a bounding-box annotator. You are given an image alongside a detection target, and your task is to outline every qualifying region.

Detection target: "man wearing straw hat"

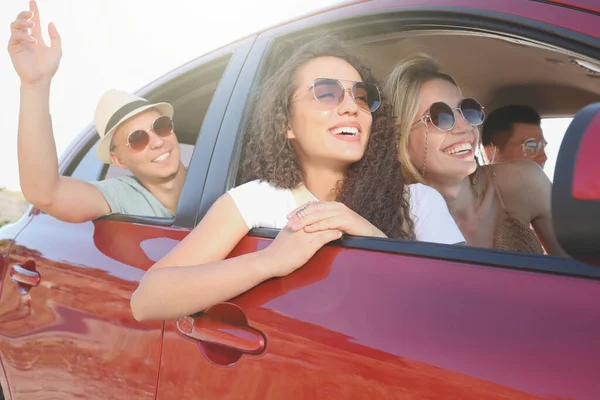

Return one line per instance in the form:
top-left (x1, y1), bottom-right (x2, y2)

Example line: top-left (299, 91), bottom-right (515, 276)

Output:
top-left (8, 1), bottom-right (187, 222)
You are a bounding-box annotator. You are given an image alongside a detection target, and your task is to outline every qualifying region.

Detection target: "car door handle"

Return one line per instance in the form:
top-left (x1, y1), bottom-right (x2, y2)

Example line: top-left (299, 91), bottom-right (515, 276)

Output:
top-left (10, 264), bottom-right (41, 287)
top-left (177, 314), bottom-right (265, 354)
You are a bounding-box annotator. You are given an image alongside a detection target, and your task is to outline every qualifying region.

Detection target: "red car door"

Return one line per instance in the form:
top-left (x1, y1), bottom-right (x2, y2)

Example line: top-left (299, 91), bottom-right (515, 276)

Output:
top-left (155, 235), bottom-right (600, 400)
top-left (0, 215), bottom-right (169, 399)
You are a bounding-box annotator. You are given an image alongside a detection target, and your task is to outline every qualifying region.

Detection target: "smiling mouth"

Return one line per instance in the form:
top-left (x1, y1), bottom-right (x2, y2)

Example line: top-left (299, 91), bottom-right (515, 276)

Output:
top-left (152, 152), bottom-right (171, 162)
top-left (443, 142), bottom-right (473, 156)
top-left (329, 127), bottom-right (360, 137)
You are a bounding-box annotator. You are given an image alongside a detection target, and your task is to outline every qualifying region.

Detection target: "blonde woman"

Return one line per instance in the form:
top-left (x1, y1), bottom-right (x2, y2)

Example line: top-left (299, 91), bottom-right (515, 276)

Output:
top-left (385, 54), bottom-right (565, 255)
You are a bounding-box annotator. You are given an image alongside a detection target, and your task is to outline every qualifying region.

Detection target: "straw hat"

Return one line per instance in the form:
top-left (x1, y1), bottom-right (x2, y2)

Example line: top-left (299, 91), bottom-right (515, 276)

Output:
top-left (94, 89), bottom-right (174, 164)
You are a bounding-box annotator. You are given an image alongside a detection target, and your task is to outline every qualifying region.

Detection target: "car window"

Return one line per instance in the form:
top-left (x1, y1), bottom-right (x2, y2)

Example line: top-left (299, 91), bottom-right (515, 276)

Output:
top-left (372, 32), bottom-right (593, 257)
top-left (541, 117), bottom-right (572, 182)
top-left (68, 54), bottom-right (233, 213)
top-left (231, 12), bottom-right (599, 259)
top-left (69, 141), bottom-right (103, 182)
top-left (100, 55), bottom-right (232, 181)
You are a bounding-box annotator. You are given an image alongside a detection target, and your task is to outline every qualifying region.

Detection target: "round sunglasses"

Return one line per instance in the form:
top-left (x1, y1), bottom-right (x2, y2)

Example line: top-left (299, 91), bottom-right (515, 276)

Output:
top-left (416, 98), bottom-right (485, 131)
top-left (126, 115), bottom-right (174, 151)
top-left (521, 138), bottom-right (548, 157)
top-left (309, 78), bottom-right (381, 112)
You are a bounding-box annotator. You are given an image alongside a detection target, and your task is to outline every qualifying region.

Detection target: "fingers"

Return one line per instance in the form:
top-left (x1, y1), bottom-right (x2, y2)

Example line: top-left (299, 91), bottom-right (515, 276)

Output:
top-left (287, 202), bottom-right (349, 232)
top-left (286, 201), bottom-right (322, 220)
top-left (10, 15), bottom-right (34, 33)
top-left (15, 10), bottom-right (33, 22)
top-left (304, 217), bottom-right (344, 233)
top-left (312, 229), bottom-right (343, 247)
top-left (29, 0), bottom-right (43, 40)
top-left (9, 31), bottom-right (36, 46)
top-left (287, 208), bottom-right (336, 231)
top-left (287, 201), bottom-right (336, 225)
top-left (48, 22), bottom-right (61, 51)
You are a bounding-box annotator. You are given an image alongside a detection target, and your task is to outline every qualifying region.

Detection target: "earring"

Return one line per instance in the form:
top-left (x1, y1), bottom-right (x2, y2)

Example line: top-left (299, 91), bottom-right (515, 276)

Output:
top-left (283, 133), bottom-right (293, 152)
top-left (421, 126), bottom-right (429, 179)
top-left (490, 144), bottom-right (497, 164)
top-left (471, 159), bottom-right (480, 186)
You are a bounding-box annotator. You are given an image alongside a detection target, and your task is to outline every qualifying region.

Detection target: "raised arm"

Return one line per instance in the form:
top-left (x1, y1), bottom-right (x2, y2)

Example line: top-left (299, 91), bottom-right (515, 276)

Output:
top-left (130, 193), bottom-right (343, 321)
top-left (9, 2), bottom-right (110, 222)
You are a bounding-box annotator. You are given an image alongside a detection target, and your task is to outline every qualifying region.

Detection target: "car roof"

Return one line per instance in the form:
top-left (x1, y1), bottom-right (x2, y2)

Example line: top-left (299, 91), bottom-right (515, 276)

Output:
top-left (197, 0), bottom-right (600, 57)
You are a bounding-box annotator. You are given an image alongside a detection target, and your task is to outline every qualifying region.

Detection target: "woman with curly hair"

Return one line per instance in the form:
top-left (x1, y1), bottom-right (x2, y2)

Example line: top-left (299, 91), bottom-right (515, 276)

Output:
top-left (130, 38), bottom-right (463, 321)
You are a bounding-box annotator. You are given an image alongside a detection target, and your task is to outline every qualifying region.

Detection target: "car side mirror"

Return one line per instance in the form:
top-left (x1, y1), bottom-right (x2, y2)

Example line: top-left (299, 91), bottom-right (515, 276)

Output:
top-left (552, 102), bottom-right (600, 266)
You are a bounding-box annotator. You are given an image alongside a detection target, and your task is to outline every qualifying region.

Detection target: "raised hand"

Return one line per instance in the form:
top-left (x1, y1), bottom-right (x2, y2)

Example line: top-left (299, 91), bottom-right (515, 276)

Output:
top-left (8, 0), bottom-right (62, 85)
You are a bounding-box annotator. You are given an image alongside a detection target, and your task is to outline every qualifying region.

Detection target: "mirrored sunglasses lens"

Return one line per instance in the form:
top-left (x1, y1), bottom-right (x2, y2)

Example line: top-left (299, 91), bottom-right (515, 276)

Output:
top-left (353, 82), bottom-right (381, 112)
top-left (523, 140), bottom-right (540, 156)
top-left (430, 102), bottom-right (455, 130)
top-left (153, 116), bottom-right (174, 137)
top-left (128, 130), bottom-right (149, 151)
top-left (461, 98), bottom-right (485, 125)
top-left (352, 83), bottom-right (370, 111)
top-left (313, 79), bottom-right (343, 107)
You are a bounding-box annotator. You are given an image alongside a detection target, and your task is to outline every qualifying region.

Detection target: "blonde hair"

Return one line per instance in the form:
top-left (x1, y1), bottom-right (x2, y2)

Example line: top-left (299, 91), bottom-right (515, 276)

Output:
top-left (384, 54), bottom-right (457, 183)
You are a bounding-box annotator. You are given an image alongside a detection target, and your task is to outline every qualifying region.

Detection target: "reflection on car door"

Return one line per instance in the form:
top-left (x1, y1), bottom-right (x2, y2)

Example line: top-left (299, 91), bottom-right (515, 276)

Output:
top-left (155, 235), bottom-right (600, 399)
top-left (0, 215), bottom-right (183, 399)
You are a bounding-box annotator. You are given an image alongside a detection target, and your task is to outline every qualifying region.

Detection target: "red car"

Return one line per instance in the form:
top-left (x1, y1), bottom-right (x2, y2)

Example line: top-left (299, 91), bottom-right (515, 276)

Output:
top-left (0, 0), bottom-right (599, 398)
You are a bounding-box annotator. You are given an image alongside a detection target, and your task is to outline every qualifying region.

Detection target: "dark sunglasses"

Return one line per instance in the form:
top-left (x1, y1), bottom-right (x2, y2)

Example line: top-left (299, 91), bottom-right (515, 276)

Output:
top-left (417, 98), bottom-right (485, 131)
top-left (521, 138), bottom-right (548, 157)
top-left (309, 78), bottom-right (381, 112)
top-left (126, 115), bottom-right (174, 151)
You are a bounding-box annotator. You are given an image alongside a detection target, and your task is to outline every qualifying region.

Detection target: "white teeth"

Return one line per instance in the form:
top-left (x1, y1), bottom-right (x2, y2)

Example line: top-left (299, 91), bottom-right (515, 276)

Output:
top-left (152, 152), bottom-right (170, 162)
top-left (444, 142), bottom-right (472, 155)
top-left (329, 127), bottom-right (359, 136)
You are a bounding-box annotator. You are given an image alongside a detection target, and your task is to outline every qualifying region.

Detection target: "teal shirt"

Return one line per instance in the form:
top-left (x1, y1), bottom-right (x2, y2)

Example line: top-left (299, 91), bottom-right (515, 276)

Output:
top-left (92, 176), bottom-right (173, 218)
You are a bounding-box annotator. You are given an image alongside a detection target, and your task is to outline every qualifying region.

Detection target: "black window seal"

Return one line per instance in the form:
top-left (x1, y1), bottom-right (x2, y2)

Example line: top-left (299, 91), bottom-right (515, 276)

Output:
top-left (174, 36), bottom-right (257, 228)
top-left (194, 36), bottom-right (271, 224)
top-left (530, 0), bottom-right (600, 16)
top-left (249, 228), bottom-right (600, 280)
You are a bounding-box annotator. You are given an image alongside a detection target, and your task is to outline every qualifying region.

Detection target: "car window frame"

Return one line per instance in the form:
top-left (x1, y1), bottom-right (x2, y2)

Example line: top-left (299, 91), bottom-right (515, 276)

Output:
top-left (198, 4), bottom-right (600, 279)
top-left (58, 36), bottom-right (256, 228)
top-left (173, 36), bottom-right (256, 228)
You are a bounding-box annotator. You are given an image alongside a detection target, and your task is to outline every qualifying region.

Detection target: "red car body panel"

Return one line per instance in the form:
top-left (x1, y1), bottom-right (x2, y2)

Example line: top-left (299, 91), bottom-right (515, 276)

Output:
top-left (257, 0), bottom-right (600, 39)
top-left (545, 0), bottom-right (600, 14)
top-left (368, 0), bottom-right (600, 38)
top-left (0, 0), bottom-right (598, 399)
top-left (156, 236), bottom-right (600, 399)
top-left (0, 217), bottom-right (169, 399)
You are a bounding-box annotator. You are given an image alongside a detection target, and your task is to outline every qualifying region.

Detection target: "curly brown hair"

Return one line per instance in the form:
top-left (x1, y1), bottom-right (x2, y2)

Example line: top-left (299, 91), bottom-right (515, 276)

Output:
top-left (240, 36), bottom-right (414, 239)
